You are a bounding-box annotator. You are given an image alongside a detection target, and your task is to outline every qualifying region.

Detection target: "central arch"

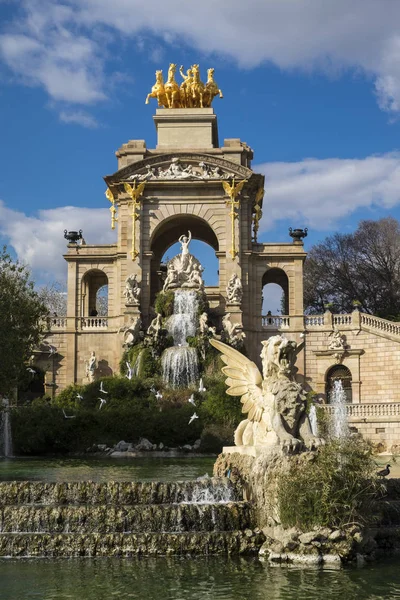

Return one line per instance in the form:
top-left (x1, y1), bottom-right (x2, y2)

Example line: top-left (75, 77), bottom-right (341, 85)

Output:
top-left (149, 214), bottom-right (220, 303)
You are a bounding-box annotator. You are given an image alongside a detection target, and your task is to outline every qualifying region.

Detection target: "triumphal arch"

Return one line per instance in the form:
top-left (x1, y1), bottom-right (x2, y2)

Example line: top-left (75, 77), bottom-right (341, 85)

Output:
top-left (44, 64), bottom-right (306, 391)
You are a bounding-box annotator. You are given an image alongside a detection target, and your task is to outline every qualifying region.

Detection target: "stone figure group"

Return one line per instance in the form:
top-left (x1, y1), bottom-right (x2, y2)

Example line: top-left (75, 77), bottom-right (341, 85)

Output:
top-left (222, 313), bottom-right (246, 348)
top-left (124, 274), bottom-right (141, 305)
top-left (127, 158), bottom-right (234, 182)
top-left (163, 231), bottom-right (204, 292)
top-left (226, 273), bottom-right (243, 304)
top-left (119, 317), bottom-right (141, 348)
top-left (146, 63), bottom-right (223, 109)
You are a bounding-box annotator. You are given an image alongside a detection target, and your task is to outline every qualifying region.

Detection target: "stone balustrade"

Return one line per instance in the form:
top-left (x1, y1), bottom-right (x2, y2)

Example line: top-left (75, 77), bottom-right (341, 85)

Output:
top-left (262, 315), bottom-right (290, 329)
top-left (361, 313), bottom-right (400, 337)
top-left (321, 402), bottom-right (400, 418)
top-left (45, 317), bottom-right (67, 330)
top-left (80, 317), bottom-right (108, 330)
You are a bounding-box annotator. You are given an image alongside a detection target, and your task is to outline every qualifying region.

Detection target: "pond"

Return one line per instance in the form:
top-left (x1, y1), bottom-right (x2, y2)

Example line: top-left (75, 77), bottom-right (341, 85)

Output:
top-left (0, 455), bottom-right (216, 482)
top-left (0, 555), bottom-right (399, 600)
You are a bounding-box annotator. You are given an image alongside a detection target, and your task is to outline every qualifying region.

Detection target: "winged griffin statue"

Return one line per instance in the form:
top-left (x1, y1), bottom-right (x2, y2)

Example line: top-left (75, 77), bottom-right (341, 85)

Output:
top-left (210, 336), bottom-right (324, 452)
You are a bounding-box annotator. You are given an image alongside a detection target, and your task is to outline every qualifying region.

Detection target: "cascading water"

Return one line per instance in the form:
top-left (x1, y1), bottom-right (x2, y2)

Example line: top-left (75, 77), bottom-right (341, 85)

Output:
top-left (329, 379), bottom-right (349, 439)
top-left (162, 290), bottom-right (199, 387)
top-left (0, 398), bottom-right (13, 458)
top-left (309, 404), bottom-right (318, 437)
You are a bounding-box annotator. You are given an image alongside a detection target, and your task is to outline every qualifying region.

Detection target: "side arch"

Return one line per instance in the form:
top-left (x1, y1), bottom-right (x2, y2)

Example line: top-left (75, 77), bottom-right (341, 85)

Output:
top-left (81, 268), bottom-right (109, 317)
top-left (325, 364), bottom-right (353, 403)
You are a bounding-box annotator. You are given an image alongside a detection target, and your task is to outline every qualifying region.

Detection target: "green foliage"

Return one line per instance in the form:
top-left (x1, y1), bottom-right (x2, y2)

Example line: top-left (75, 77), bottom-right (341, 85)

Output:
top-left (154, 291), bottom-right (175, 317)
top-left (199, 424), bottom-right (235, 453)
top-left (199, 376), bottom-right (242, 427)
top-left (0, 247), bottom-right (48, 396)
top-left (277, 438), bottom-right (381, 530)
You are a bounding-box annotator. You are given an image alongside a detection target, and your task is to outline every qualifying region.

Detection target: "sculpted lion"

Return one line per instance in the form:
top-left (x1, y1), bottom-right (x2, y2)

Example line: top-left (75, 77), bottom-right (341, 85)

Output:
top-left (210, 335), bottom-right (324, 452)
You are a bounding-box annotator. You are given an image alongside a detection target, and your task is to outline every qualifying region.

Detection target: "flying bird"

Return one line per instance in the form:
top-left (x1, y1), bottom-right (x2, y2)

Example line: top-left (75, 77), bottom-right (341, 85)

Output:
top-left (377, 464), bottom-right (391, 477)
top-left (76, 393), bottom-right (83, 401)
top-left (198, 378), bottom-right (206, 393)
top-left (155, 391), bottom-right (163, 400)
top-left (188, 412), bottom-right (199, 425)
top-left (98, 397), bottom-right (107, 410)
top-left (62, 409), bottom-right (76, 419)
top-left (188, 394), bottom-right (196, 406)
top-left (47, 345), bottom-right (57, 355)
top-left (99, 381), bottom-right (108, 394)
top-left (126, 361), bottom-right (133, 380)
top-left (26, 367), bottom-right (36, 376)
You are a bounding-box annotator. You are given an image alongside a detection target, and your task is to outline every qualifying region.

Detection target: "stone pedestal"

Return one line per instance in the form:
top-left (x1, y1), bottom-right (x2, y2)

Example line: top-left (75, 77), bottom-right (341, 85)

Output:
top-left (154, 108), bottom-right (219, 149)
top-left (225, 304), bottom-right (243, 327)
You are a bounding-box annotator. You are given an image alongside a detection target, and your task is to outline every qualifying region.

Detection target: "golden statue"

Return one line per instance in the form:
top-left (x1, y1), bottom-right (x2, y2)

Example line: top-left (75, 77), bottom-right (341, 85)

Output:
top-left (179, 65), bottom-right (193, 108)
top-left (203, 68), bottom-right (223, 108)
top-left (105, 187), bottom-right (118, 230)
top-left (164, 63), bottom-right (181, 108)
top-left (145, 70), bottom-right (168, 108)
top-left (222, 179), bottom-right (247, 258)
top-left (146, 63), bottom-right (223, 109)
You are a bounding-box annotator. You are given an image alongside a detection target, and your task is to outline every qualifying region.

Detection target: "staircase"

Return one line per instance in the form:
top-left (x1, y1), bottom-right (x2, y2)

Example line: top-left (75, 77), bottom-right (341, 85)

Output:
top-left (0, 479), bottom-right (264, 557)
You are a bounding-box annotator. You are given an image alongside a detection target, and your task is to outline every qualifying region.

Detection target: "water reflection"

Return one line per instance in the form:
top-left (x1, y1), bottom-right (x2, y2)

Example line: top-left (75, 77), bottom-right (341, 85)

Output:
top-left (0, 456), bottom-right (216, 483)
top-left (0, 556), bottom-right (399, 600)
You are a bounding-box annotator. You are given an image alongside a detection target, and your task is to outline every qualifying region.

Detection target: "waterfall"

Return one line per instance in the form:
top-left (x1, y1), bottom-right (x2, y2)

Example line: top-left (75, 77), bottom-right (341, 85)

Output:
top-left (162, 290), bottom-right (199, 387)
top-left (1, 398), bottom-right (13, 458)
top-left (329, 380), bottom-right (349, 439)
top-left (309, 404), bottom-right (318, 437)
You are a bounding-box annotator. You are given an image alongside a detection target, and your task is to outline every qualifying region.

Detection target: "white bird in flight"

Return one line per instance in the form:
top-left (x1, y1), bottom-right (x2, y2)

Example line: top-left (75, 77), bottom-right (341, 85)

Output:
top-left (26, 367), bottom-right (36, 375)
top-left (126, 362), bottom-right (133, 380)
top-left (76, 393), bottom-right (83, 401)
top-left (188, 394), bottom-right (195, 406)
top-left (198, 378), bottom-right (206, 393)
top-left (48, 345), bottom-right (57, 355)
top-left (99, 381), bottom-right (108, 394)
top-left (98, 397), bottom-right (107, 410)
top-left (155, 391), bottom-right (163, 400)
top-left (188, 412), bottom-right (199, 425)
top-left (62, 409), bottom-right (76, 419)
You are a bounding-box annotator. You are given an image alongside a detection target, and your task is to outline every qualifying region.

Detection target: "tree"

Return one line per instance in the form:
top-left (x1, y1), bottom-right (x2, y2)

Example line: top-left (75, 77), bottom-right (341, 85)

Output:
top-left (0, 247), bottom-right (48, 396)
top-left (37, 281), bottom-right (67, 316)
top-left (304, 218), bottom-right (400, 320)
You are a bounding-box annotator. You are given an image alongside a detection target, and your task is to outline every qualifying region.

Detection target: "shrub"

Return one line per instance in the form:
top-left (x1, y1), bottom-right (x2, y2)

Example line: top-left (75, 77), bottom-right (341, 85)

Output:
top-left (154, 291), bottom-right (175, 317)
top-left (277, 437), bottom-right (382, 530)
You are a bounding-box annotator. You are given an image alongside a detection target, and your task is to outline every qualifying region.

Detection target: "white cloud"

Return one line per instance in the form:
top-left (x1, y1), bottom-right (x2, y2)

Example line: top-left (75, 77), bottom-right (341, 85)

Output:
top-left (59, 109), bottom-right (99, 128)
top-left (3, 2), bottom-right (400, 114)
top-left (256, 152), bottom-right (400, 231)
top-left (0, 201), bottom-right (116, 283)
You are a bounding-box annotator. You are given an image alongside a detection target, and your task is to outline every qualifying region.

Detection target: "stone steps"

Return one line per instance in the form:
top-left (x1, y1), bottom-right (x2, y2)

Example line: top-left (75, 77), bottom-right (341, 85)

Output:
top-left (0, 530), bottom-right (265, 557)
top-left (0, 502), bottom-right (252, 534)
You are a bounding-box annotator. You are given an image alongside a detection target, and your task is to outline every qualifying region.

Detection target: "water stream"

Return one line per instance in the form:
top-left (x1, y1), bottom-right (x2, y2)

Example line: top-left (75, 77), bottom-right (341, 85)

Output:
top-left (162, 290), bottom-right (199, 387)
top-left (329, 379), bottom-right (350, 439)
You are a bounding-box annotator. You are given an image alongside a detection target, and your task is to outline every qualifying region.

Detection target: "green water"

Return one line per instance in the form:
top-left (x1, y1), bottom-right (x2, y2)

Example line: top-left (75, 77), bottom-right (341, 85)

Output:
top-left (0, 456), bottom-right (215, 482)
top-left (0, 556), bottom-right (399, 600)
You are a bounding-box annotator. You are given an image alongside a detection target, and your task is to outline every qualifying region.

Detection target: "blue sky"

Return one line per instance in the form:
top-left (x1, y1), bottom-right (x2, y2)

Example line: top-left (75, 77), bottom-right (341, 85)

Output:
top-left (1, 0), bottom-right (400, 311)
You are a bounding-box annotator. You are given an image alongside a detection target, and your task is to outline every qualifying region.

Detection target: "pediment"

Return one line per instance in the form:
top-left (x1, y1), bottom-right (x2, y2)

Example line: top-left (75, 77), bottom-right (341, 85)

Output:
top-left (105, 153), bottom-right (257, 186)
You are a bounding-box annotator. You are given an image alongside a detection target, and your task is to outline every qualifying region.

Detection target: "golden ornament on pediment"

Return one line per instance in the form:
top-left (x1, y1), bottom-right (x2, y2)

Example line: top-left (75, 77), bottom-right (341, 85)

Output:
top-left (105, 186), bottom-right (118, 230)
top-left (222, 179), bottom-right (247, 259)
top-left (145, 63), bottom-right (223, 109)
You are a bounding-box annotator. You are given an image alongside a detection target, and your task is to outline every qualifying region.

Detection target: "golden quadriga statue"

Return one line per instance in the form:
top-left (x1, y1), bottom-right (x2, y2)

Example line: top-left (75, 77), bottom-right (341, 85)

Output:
top-left (146, 63), bottom-right (223, 109)
top-left (210, 336), bottom-right (325, 453)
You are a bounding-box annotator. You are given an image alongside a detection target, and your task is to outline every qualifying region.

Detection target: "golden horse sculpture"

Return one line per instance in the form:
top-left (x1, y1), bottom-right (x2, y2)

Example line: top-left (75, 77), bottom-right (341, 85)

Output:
top-left (145, 70), bottom-right (168, 107)
top-left (146, 63), bottom-right (223, 109)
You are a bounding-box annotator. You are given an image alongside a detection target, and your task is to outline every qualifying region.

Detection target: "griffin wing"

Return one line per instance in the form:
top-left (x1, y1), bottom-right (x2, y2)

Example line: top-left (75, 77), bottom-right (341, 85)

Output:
top-left (210, 338), bottom-right (265, 422)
